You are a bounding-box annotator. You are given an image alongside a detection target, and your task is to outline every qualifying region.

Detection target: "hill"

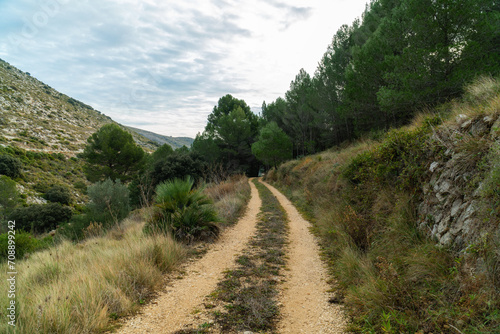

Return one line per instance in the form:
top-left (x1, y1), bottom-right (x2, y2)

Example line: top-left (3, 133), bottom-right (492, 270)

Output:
top-left (0, 58), bottom-right (191, 205)
top-left (0, 58), bottom-right (192, 155)
top-left (126, 126), bottom-right (193, 149)
top-left (265, 77), bottom-right (500, 333)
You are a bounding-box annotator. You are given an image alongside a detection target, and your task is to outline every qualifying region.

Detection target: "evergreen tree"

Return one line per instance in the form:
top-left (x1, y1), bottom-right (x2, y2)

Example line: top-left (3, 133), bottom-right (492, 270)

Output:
top-left (252, 122), bottom-right (292, 168)
top-left (80, 124), bottom-right (145, 182)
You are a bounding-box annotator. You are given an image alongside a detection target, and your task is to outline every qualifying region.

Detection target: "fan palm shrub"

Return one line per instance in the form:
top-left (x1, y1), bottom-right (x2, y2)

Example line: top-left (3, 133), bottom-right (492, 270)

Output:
top-left (144, 177), bottom-right (220, 242)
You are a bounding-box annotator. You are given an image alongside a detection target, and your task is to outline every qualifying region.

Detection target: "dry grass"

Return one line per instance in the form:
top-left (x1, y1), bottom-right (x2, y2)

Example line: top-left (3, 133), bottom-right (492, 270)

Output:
top-left (204, 175), bottom-right (251, 226)
top-left (0, 219), bottom-right (185, 334)
top-left (265, 77), bottom-right (500, 333)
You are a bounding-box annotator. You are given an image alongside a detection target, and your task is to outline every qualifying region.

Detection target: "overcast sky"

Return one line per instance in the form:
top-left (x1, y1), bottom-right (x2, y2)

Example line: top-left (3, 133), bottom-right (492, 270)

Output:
top-left (0, 0), bottom-right (368, 138)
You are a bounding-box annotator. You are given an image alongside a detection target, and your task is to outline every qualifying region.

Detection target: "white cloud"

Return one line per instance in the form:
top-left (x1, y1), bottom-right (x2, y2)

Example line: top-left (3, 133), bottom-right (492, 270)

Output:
top-left (0, 0), bottom-right (367, 137)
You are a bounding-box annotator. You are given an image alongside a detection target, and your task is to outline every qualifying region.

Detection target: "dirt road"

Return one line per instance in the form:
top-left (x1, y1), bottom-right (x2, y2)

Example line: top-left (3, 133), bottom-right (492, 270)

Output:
top-left (260, 180), bottom-right (346, 334)
top-left (115, 179), bottom-right (346, 333)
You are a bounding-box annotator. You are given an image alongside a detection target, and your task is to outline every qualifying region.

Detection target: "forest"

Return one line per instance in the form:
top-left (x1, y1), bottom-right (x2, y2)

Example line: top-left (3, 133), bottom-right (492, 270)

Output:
top-left (190, 0), bottom-right (499, 170)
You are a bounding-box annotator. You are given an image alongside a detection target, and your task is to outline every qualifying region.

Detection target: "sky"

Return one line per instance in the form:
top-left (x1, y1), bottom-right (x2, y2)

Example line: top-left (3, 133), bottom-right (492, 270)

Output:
top-left (0, 0), bottom-right (368, 138)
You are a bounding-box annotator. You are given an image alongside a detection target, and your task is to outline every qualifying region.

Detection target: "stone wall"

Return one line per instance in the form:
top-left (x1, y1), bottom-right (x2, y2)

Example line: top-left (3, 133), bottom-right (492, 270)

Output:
top-left (418, 113), bottom-right (500, 250)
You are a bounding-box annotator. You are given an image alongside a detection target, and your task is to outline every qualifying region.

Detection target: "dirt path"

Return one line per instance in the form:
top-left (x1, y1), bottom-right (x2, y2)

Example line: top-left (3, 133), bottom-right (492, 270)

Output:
top-left (115, 180), bottom-right (261, 334)
top-left (115, 179), bottom-right (346, 333)
top-left (260, 180), bottom-right (346, 334)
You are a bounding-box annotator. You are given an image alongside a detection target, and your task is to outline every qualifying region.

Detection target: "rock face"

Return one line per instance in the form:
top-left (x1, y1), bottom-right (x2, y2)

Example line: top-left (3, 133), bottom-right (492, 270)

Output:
top-left (418, 113), bottom-right (499, 250)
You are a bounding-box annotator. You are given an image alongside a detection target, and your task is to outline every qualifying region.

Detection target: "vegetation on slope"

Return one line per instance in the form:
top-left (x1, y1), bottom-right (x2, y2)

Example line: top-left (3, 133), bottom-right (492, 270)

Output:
top-left (265, 78), bottom-right (500, 333)
top-left (261, 0), bottom-right (499, 156)
top-left (0, 58), bottom-right (190, 156)
top-left (0, 175), bottom-right (251, 334)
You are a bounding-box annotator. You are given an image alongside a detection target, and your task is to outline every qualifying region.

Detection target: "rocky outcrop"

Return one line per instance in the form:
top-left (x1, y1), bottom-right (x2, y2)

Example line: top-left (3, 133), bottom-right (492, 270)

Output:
top-left (418, 113), bottom-right (499, 250)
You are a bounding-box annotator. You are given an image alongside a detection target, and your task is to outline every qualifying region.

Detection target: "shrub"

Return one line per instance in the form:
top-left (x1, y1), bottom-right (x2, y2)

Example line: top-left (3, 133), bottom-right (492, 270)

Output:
top-left (10, 203), bottom-right (72, 234)
top-left (144, 177), bottom-right (220, 242)
top-left (150, 151), bottom-right (207, 187)
top-left (74, 180), bottom-right (87, 193)
top-left (55, 214), bottom-right (91, 242)
top-left (0, 175), bottom-right (20, 221)
top-left (0, 154), bottom-right (22, 178)
top-left (86, 178), bottom-right (130, 227)
top-left (43, 185), bottom-right (72, 205)
top-left (0, 231), bottom-right (52, 260)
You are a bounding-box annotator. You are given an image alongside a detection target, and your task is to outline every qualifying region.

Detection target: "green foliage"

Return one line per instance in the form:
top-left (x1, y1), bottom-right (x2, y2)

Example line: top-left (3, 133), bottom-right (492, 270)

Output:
top-left (150, 143), bottom-right (174, 164)
top-left (86, 178), bottom-right (130, 227)
top-left (144, 177), bottom-right (219, 242)
top-left (252, 122), bottom-right (292, 168)
top-left (343, 127), bottom-right (430, 192)
top-left (80, 124), bottom-right (145, 182)
top-left (150, 151), bottom-right (207, 187)
top-left (0, 154), bottom-right (22, 178)
top-left (43, 185), bottom-right (72, 205)
top-left (192, 132), bottom-right (221, 165)
top-left (10, 203), bottom-right (72, 234)
top-left (0, 176), bottom-right (20, 220)
top-left (195, 94), bottom-right (259, 176)
top-left (0, 231), bottom-right (52, 261)
top-left (263, 0), bottom-right (499, 149)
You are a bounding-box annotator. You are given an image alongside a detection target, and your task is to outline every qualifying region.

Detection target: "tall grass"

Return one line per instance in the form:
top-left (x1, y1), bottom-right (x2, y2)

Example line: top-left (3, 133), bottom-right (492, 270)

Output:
top-left (0, 221), bottom-right (185, 334)
top-left (204, 175), bottom-right (251, 226)
top-left (0, 175), bottom-right (252, 334)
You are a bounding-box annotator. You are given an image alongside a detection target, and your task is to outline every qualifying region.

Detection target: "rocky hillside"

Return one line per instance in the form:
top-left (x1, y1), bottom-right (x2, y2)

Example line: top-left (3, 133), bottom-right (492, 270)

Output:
top-left (0, 58), bottom-right (190, 155)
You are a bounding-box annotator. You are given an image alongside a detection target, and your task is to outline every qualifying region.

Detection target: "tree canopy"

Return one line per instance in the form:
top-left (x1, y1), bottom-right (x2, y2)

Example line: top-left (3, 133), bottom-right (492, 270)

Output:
top-left (193, 94), bottom-right (260, 176)
top-left (261, 0), bottom-right (499, 153)
top-left (80, 124), bottom-right (145, 182)
top-left (252, 122), bottom-right (292, 168)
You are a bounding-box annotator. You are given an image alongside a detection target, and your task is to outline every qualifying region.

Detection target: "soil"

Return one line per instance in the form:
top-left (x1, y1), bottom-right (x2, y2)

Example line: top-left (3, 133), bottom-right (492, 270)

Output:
top-left (261, 180), bottom-right (346, 334)
top-left (114, 179), bottom-right (346, 333)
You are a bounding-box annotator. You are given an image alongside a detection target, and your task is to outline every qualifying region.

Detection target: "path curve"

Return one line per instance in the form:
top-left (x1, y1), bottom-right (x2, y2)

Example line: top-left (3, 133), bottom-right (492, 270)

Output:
top-left (115, 179), bottom-right (261, 334)
top-left (260, 180), bottom-right (346, 334)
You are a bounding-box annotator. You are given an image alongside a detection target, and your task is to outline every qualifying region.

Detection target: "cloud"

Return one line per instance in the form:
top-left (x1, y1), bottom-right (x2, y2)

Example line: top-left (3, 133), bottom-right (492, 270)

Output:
top-left (0, 0), bottom-right (368, 137)
top-left (265, 1), bottom-right (313, 30)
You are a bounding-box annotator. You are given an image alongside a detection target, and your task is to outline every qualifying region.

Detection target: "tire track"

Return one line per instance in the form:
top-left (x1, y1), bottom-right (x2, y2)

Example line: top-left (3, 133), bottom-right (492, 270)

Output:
top-left (260, 180), bottom-right (346, 334)
top-left (115, 179), bottom-right (261, 334)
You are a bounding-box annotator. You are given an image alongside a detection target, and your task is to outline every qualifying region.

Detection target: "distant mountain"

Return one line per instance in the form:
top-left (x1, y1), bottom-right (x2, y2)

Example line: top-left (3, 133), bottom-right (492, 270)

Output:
top-left (0, 58), bottom-right (169, 155)
top-left (126, 126), bottom-right (193, 149)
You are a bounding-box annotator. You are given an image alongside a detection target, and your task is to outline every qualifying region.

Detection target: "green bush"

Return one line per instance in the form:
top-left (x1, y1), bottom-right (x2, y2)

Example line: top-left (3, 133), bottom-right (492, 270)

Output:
top-left (0, 176), bottom-right (20, 221)
top-left (342, 127), bottom-right (429, 192)
top-left (144, 177), bottom-right (220, 242)
top-left (86, 178), bottom-right (130, 227)
top-left (9, 203), bottom-right (72, 234)
top-left (0, 154), bottom-right (22, 178)
top-left (74, 180), bottom-right (87, 193)
top-left (0, 231), bottom-right (52, 260)
top-left (43, 185), bottom-right (72, 205)
top-left (150, 151), bottom-right (207, 187)
top-left (55, 214), bottom-right (92, 241)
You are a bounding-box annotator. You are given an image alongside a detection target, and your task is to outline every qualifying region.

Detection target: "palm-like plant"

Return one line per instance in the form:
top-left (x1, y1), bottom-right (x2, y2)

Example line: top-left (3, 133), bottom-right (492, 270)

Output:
top-left (145, 177), bottom-right (220, 242)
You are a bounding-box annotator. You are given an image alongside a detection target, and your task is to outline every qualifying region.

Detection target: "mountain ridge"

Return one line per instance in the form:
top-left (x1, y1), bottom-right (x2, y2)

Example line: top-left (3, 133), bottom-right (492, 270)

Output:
top-left (126, 126), bottom-right (193, 149)
top-left (0, 58), bottom-right (192, 155)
